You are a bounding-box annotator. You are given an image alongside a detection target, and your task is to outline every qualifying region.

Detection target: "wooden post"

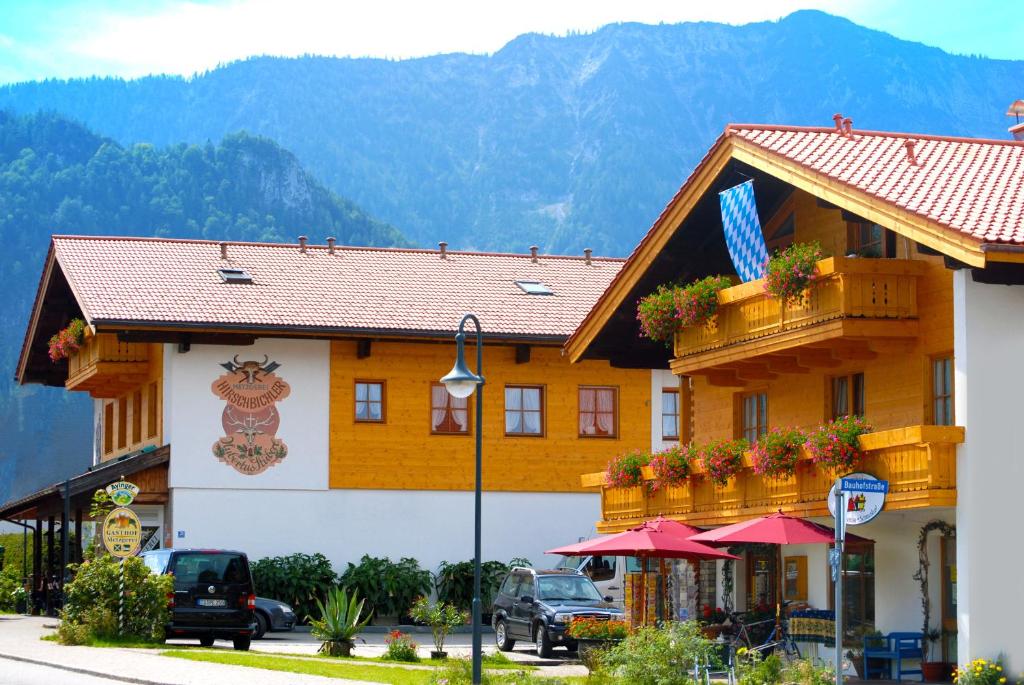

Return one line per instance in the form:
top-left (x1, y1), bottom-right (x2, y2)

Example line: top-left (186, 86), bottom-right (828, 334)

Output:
top-left (32, 518), bottom-right (42, 615)
top-left (641, 556), bottom-right (648, 627)
top-left (659, 558), bottom-right (668, 624)
top-left (45, 516), bottom-right (55, 614)
top-left (74, 508), bottom-right (84, 564)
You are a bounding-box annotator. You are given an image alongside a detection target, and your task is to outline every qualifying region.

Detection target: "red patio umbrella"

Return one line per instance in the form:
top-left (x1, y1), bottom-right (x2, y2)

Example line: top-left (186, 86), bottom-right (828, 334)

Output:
top-left (547, 521), bottom-right (737, 625)
top-left (645, 515), bottom-right (705, 539)
top-left (688, 511), bottom-right (871, 545)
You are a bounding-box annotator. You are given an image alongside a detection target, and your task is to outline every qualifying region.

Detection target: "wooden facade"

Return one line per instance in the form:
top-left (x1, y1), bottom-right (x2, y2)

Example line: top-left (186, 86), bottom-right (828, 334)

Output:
top-left (96, 343), bottom-right (164, 462)
top-left (329, 340), bottom-right (650, 492)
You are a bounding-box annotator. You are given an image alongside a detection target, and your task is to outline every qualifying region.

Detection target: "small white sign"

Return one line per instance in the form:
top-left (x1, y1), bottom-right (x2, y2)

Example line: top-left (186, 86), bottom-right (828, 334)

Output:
top-left (828, 472), bottom-right (886, 525)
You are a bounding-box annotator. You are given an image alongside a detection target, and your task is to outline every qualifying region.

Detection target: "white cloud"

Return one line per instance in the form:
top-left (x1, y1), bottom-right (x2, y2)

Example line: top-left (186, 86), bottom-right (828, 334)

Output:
top-left (53, 0), bottom-right (855, 80)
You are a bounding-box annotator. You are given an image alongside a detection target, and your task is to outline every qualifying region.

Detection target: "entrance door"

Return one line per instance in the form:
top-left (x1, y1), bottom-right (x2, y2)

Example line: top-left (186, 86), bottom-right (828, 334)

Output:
top-left (747, 551), bottom-right (777, 610)
top-left (941, 536), bottom-right (957, 662)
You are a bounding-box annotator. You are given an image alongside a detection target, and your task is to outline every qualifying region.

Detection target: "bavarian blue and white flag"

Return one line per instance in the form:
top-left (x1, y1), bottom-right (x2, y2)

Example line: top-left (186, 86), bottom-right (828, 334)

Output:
top-left (719, 180), bottom-right (768, 282)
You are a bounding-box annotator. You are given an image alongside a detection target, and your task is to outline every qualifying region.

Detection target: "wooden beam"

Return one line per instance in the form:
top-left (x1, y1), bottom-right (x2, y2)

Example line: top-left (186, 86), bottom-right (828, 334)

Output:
top-left (515, 344), bottom-right (531, 365)
top-left (356, 339), bottom-right (372, 359)
top-left (730, 362), bottom-right (779, 381)
top-left (761, 354), bottom-right (811, 374)
top-left (809, 341), bottom-right (877, 361)
top-left (702, 370), bottom-right (747, 387)
top-left (794, 348), bottom-right (842, 368)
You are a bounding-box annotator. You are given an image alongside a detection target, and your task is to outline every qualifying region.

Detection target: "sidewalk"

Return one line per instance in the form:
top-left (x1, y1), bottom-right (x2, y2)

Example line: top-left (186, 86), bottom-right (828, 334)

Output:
top-left (0, 615), bottom-right (375, 685)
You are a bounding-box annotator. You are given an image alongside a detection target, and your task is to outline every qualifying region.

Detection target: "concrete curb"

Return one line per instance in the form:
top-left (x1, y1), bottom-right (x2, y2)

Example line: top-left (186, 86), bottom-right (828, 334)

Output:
top-left (0, 650), bottom-right (176, 685)
top-left (292, 624), bottom-right (495, 634)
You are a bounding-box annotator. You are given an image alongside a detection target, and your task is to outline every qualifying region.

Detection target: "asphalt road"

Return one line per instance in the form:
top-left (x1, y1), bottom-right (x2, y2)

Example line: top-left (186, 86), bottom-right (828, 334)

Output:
top-left (1, 658), bottom-right (129, 685)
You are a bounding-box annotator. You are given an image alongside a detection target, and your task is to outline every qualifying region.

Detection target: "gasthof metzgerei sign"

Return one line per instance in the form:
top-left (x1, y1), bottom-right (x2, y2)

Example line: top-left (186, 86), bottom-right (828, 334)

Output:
top-left (211, 355), bottom-right (291, 475)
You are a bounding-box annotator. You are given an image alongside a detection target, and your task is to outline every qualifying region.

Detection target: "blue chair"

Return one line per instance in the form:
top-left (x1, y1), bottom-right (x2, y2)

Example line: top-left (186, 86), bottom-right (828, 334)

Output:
top-left (863, 632), bottom-right (924, 681)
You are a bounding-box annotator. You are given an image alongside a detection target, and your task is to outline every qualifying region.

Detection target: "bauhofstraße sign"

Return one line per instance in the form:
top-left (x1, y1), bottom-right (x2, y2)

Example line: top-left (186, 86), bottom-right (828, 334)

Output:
top-left (103, 478), bottom-right (142, 558)
top-left (827, 472), bottom-right (889, 525)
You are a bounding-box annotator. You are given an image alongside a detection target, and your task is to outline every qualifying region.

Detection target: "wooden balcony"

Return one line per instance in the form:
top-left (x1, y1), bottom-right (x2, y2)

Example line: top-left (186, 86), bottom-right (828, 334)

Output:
top-left (66, 332), bottom-right (151, 397)
top-left (672, 257), bottom-right (924, 380)
top-left (582, 425), bottom-right (962, 532)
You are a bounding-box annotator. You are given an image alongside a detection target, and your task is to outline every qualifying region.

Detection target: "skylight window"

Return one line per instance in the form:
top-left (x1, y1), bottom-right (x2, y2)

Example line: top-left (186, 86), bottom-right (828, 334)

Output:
top-left (218, 268), bottom-right (253, 284)
top-left (515, 280), bottom-right (554, 296)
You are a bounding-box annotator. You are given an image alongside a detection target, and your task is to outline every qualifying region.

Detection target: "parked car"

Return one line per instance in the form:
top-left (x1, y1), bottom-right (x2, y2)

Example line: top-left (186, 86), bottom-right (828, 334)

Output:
top-left (491, 567), bottom-right (624, 657)
top-left (253, 596), bottom-right (297, 639)
top-left (141, 548), bottom-right (257, 650)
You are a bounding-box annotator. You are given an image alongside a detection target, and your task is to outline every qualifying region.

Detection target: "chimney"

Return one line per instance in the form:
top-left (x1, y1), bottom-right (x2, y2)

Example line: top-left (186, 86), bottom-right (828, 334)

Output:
top-left (832, 113), bottom-right (844, 132)
top-left (843, 117), bottom-right (854, 135)
top-left (219, 241), bottom-right (228, 260)
top-left (439, 241), bottom-right (448, 259)
top-left (1011, 123), bottom-right (1024, 142)
top-left (530, 245), bottom-right (539, 263)
top-left (298, 235), bottom-right (308, 253)
top-left (1007, 99), bottom-right (1024, 140)
top-left (327, 236), bottom-right (336, 255)
top-left (904, 139), bottom-right (918, 166)
top-left (583, 248), bottom-right (593, 265)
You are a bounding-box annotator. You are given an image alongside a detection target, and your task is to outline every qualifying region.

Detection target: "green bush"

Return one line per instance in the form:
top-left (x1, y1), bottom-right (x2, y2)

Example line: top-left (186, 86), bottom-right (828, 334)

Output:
top-left (339, 555), bottom-right (432, 619)
top-left (382, 630), bottom-right (420, 662)
top-left (410, 596), bottom-right (466, 655)
top-left (0, 566), bottom-right (24, 612)
top-left (0, 533), bottom-right (34, 577)
top-left (782, 659), bottom-right (834, 685)
top-left (308, 587), bottom-right (372, 657)
top-left (735, 649), bottom-right (783, 685)
top-left (436, 560), bottom-right (521, 614)
top-left (251, 552), bottom-right (337, 624)
top-left (58, 555), bottom-right (172, 644)
top-left (599, 621), bottom-right (714, 685)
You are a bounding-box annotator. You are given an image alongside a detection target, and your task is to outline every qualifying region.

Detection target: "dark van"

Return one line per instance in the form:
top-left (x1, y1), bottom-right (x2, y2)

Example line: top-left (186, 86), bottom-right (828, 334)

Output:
top-left (141, 549), bottom-right (256, 650)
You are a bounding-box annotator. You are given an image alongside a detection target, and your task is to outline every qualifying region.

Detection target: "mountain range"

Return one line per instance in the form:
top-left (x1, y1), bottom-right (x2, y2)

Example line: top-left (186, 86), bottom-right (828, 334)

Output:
top-left (0, 9), bottom-right (1022, 502)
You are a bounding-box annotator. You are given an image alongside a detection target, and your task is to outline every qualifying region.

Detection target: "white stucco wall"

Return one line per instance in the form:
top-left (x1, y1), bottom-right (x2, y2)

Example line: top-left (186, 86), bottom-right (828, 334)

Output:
top-left (953, 271), bottom-right (1024, 670)
top-left (163, 339), bottom-right (330, 491)
top-left (650, 369), bottom-right (681, 451)
top-left (170, 488), bottom-right (601, 573)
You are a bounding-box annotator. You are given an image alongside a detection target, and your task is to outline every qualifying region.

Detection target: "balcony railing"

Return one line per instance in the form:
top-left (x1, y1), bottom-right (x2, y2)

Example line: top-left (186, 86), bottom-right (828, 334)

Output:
top-left (66, 332), bottom-right (151, 397)
top-left (582, 425), bottom-right (962, 531)
top-left (673, 257), bottom-right (924, 374)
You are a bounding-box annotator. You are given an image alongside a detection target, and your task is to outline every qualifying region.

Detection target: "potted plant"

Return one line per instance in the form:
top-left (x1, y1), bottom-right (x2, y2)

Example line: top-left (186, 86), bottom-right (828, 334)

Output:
top-left (804, 415), bottom-right (870, 472)
top-left (700, 438), bottom-right (749, 486)
top-left (649, 443), bottom-right (694, 492)
top-left (410, 596), bottom-right (467, 659)
top-left (566, 616), bottom-right (629, 664)
top-left (763, 242), bottom-right (823, 305)
top-left (604, 450), bottom-right (649, 489)
top-left (921, 628), bottom-right (946, 682)
top-left (308, 587), bottom-right (372, 657)
top-left (750, 427), bottom-right (805, 479)
top-left (846, 628), bottom-right (884, 679)
top-left (47, 318), bottom-right (86, 362)
top-left (698, 605), bottom-right (729, 639)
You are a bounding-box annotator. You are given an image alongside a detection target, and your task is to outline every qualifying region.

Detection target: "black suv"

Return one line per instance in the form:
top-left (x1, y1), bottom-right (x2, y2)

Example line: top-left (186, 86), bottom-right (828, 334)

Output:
top-left (491, 567), bottom-right (624, 657)
top-left (141, 549), bottom-right (256, 650)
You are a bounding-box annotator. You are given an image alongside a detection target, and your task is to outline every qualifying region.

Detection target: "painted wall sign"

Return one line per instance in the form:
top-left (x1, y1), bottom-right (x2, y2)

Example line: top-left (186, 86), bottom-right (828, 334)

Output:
top-left (827, 472), bottom-right (887, 525)
top-left (211, 355), bottom-right (291, 475)
top-left (105, 479), bottom-right (139, 506)
top-left (103, 507), bottom-right (142, 558)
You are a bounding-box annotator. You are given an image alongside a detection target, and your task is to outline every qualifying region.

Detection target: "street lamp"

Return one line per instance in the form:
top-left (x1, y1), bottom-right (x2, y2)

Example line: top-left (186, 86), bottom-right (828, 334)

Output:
top-left (440, 313), bottom-right (484, 685)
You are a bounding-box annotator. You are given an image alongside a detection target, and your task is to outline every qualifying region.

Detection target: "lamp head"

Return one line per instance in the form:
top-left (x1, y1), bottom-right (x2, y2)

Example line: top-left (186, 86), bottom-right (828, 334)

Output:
top-left (441, 331), bottom-right (482, 399)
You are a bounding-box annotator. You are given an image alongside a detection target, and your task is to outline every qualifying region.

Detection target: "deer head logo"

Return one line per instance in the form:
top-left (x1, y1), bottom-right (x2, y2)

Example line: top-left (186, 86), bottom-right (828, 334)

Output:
top-left (219, 355), bottom-right (281, 384)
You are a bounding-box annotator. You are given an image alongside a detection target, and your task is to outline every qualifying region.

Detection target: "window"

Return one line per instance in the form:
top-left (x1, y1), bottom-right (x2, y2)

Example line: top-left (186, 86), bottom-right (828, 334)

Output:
top-left (831, 373), bottom-right (865, 419)
top-left (430, 382), bottom-right (469, 434)
top-left (505, 385), bottom-right (544, 436)
top-left (579, 386), bottom-right (617, 438)
top-left (830, 543), bottom-right (876, 636)
top-left (514, 280), bottom-right (554, 295)
top-left (739, 391), bottom-right (768, 443)
top-left (586, 556), bottom-right (617, 583)
top-left (516, 574), bottom-right (535, 600)
top-left (217, 268), bottom-right (253, 284)
top-left (131, 389), bottom-right (143, 444)
top-left (933, 356), bottom-right (954, 425)
top-left (355, 380), bottom-right (385, 422)
top-left (848, 222), bottom-right (895, 258)
top-left (661, 389), bottom-right (680, 440)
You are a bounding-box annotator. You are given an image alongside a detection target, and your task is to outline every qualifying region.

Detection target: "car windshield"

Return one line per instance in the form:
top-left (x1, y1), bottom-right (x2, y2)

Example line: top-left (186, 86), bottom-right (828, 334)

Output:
top-left (169, 553), bottom-right (248, 584)
top-left (142, 550), bottom-right (171, 575)
top-left (554, 556), bottom-right (582, 571)
top-left (537, 575), bottom-right (602, 601)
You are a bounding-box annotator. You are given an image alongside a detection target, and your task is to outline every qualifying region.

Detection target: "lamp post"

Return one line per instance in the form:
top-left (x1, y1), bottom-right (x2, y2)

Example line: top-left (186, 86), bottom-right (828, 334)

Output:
top-left (440, 313), bottom-right (485, 685)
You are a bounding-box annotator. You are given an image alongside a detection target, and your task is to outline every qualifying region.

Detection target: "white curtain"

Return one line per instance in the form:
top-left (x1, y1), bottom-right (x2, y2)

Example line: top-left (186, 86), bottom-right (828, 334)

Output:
top-left (431, 385), bottom-right (449, 430)
top-left (595, 388), bottom-right (615, 434)
top-left (451, 396), bottom-right (468, 431)
top-left (579, 388), bottom-right (596, 434)
top-left (523, 388), bottom-right (541, 434)
top-left (505, 388), bottom-right (521, 433)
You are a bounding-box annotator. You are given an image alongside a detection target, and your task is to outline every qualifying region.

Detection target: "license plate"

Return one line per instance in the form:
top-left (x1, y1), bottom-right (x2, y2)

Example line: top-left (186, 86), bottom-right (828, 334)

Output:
top-left (197, 598), bottom-right (226, 607)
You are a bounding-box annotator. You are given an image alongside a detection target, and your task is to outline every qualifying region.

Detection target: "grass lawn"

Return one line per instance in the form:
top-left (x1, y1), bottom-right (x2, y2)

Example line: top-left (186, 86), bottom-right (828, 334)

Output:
top-left (162, 650), bottom-right (434, 684)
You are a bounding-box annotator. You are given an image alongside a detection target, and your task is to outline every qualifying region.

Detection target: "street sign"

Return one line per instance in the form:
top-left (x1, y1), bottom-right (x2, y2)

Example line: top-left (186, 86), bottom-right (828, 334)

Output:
top-left (103, 507), bottom-right (142, 558)
top-left (105, 479), bottom-right (140, 507)
top-left (841, 478), bottom-right (889, 494)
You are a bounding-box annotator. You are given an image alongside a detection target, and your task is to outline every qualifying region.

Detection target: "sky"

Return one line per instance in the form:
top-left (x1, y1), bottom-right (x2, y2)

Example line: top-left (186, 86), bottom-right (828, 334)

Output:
top-left (0, 0), bottom-right (1020, 85)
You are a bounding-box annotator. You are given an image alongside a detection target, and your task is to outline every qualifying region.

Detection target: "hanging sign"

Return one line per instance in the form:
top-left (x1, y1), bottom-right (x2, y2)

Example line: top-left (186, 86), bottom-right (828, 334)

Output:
top-left (105, 479), bottom-right (140, 507)
top-left (103, 507), bottom-right (142, 558)
top-left (827, 472), bottom-right (887, 525)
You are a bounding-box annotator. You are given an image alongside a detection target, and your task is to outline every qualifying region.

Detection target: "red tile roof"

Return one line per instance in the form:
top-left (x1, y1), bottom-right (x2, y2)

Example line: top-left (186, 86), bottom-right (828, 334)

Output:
top-left (728, 124), bottom-right (1024, 244)
top-left (50, 236), bottom-right (623, 340)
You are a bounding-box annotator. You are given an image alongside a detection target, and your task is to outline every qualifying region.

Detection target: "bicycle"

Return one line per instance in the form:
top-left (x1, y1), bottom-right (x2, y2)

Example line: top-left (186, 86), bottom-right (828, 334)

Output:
top-left (724, 603), bottom-right (801, 666)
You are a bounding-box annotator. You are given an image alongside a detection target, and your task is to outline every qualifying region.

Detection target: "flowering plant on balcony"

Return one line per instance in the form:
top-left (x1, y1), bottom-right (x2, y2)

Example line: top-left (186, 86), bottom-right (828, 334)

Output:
top-left (604, 450), bottom-right (649, 489)
top-left (700, 438), bottom-right (749, 486)
top-left (47, 318), bottom-right (86, 362)
top-left (764, 241), bottom-right (823, 305)
top-left (673, 275), bottom-right (733, 327)
top-left (804, 415), bottom-right (871, 472)
top-left (649, 443), bottom-right (694, 492)
top-left (750, 427), bottom-right (806, 479)
top-left (636, 284), bottom-right (678, 343)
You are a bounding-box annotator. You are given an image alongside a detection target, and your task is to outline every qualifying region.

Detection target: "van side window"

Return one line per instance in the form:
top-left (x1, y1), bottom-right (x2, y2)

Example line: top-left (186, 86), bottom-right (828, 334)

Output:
top-left (517, 575), bottom-right (535, 599)
top-left (589, 556), bottom-right (616, 582)
top-left (498, 574), bottom-right (519, 597)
